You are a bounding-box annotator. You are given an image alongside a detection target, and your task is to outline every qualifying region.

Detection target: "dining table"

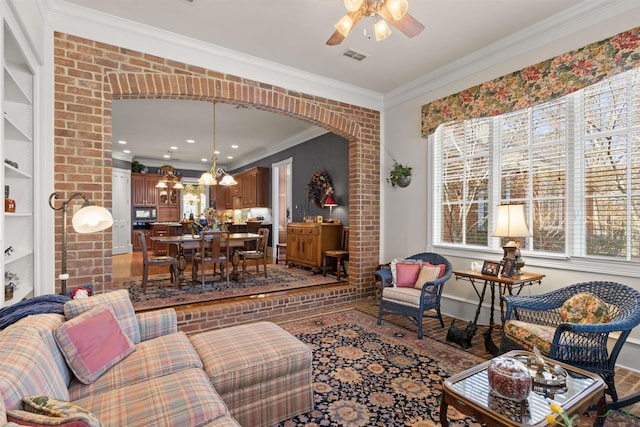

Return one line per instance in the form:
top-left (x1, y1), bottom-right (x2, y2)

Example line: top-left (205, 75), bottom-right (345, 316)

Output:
top-left (150, 232), bottom-right (260, 283)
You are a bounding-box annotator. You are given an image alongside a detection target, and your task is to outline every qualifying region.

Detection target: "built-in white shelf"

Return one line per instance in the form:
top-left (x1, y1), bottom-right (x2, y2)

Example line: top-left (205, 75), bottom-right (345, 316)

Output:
top-left (1, 10), bottom-right (37, 308)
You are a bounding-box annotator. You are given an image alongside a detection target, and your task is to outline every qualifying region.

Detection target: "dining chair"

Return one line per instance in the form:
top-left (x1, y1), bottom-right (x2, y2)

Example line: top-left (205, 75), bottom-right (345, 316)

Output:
top-left (192, 231), bottom-right (230, 289)
top-left (239, 227), bottom-right (269, 279)
top-left (138, 231), bottom-right (178, 291)
top-left (322, 226), bottom-right (349, 280)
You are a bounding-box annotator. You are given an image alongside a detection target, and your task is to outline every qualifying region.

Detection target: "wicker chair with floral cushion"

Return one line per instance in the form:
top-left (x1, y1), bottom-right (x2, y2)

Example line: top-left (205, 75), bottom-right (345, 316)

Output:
top-left (500, 281), bottom-right (640, 402)
top-left (375, 253), bottom-right (452, 339)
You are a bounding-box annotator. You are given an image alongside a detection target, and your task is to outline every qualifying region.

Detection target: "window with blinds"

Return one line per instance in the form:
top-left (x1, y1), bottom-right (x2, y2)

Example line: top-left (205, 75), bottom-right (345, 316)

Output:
top-left (433, 67), bottom-right (640, 261)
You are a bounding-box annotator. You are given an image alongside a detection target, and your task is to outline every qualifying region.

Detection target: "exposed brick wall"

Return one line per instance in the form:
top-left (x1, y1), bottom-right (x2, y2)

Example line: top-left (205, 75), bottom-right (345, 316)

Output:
top-left (53, 32), bottom-right (380, 301)
top-left (173, 283), bottom-right (372, 334)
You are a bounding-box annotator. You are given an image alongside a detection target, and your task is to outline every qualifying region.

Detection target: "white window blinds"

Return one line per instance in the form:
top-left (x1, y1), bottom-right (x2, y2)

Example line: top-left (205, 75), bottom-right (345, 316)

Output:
top-left (434, 67), bottom-right (640, 262)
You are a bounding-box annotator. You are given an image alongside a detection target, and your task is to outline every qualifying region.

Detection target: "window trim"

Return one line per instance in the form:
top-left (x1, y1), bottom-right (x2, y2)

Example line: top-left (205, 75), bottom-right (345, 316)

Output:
top-left (430, 68), bottom-right (640, 276)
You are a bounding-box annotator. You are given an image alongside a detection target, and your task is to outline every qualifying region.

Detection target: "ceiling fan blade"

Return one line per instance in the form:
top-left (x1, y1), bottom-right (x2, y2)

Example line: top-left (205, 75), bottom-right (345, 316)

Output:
top-left (378, 9), bottom-right (424, 38)
top-left (326, 10), bottom-right (364, 46)
top-left (326, 30), bottom-right (346, 46)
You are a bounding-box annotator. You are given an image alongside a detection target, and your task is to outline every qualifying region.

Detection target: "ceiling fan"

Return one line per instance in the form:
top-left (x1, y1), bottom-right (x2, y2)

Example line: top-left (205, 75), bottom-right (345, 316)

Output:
top-left (326, 0), bottom-right (424, 45)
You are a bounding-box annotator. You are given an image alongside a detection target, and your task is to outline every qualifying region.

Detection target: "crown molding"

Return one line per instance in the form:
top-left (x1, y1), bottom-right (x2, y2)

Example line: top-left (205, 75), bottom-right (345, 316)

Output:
top-left (384, 0), bottom-right (640, 108)
top-left (44, 0), bottom-right (383, 111)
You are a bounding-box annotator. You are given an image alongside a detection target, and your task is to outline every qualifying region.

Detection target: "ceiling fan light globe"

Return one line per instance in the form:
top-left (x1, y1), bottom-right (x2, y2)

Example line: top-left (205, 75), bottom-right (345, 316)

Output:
top-left (343, 0), bottom-right (363, 12)
top-left (374, 18), bottom-right (391, 41)
top-left (386, 0), bottom-right (408, 20)
top-left (335, 15), bottom-right (354, 37)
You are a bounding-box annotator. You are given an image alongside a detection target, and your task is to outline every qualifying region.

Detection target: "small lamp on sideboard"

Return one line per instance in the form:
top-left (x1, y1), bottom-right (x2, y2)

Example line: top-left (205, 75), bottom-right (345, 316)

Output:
top-left (324, 195), bottom-right (338, 222)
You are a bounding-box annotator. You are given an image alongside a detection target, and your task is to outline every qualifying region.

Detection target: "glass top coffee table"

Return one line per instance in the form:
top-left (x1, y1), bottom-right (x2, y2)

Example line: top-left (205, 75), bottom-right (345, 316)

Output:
top-left (440, 350), bottom-right (606, 427)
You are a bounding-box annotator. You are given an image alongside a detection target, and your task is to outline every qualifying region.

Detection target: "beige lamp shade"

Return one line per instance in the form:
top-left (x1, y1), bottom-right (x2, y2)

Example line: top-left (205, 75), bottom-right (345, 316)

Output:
top-left (72, 205), bottom-right (114, 234)
top-left (493, 204), bottom-right (531, 238)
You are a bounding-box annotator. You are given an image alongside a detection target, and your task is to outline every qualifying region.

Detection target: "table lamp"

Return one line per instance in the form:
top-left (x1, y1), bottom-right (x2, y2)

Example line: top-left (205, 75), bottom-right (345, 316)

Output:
top-left (493, 203), bottom-right (531, 275)
top-left (324, 195), bottom-right (337, 221)
top-left (49, 192), bottom-right (114, 295)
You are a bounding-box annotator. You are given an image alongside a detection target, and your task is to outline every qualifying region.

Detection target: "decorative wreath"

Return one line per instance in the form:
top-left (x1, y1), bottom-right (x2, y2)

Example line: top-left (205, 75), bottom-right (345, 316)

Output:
top-left (307, 170), bottom-right (334, 206)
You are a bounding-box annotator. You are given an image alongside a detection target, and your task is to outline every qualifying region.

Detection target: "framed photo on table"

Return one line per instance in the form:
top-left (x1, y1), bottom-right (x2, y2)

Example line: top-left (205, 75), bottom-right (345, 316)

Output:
top-left (501, 258), bottom-right (515, 278)
top-left (481, 261), bottom-right (500, 276)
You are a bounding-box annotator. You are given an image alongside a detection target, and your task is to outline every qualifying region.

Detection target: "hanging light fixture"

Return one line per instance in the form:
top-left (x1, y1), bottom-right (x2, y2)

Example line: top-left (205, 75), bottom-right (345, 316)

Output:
top-left (374, 17), bottom-right (391, 41)
top-left (385, 0), bottom-right (408, 20)
top-left (156, 165), bottom-right (184, 189)
top-left (198, 102), bottom-right (237, 186)
top-left (327, 0), bottom-right (423, 45)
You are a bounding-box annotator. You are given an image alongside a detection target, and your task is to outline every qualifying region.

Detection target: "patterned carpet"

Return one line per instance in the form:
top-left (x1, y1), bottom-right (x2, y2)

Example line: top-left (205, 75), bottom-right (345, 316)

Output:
top-left (276, 309), bottom-right (639, 427)
top-left (125, 264), bottom-right (339, 310)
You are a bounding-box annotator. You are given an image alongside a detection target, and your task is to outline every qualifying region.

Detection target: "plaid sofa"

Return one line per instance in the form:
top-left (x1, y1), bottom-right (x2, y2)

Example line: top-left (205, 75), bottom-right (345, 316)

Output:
top-left (0, 290), bottom-right (312, 427)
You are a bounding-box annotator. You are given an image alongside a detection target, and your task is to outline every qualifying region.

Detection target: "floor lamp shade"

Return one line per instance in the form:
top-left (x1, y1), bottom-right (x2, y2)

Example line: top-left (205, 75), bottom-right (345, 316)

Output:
top-left (72, 205), bottom-right (113, 233)
top-left (49, 192), bottom-right (113, 295)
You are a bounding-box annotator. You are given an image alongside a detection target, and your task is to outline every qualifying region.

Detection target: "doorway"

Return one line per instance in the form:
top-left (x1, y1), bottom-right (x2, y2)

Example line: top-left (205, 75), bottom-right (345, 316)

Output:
top-left (112, 168), bottom-right (132, 255)
top-left (271, 158), bottom-right (292, 251)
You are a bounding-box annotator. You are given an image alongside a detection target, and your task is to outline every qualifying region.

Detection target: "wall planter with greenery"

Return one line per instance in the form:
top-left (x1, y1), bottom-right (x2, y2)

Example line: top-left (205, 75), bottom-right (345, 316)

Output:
top-left (387, 162), bottom-right (412, 188)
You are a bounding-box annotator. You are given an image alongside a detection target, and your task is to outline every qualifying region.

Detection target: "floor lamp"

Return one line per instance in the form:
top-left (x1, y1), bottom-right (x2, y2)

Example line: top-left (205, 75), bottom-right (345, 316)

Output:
top-left (48, 192), bottom-right (113, 295)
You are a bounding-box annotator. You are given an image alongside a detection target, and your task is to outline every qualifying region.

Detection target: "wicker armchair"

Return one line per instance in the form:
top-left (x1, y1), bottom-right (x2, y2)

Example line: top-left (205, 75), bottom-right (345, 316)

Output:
top-left (376, 253), bottom-right (452, 339)
top-left (500, 281), bottom-right (640, 402)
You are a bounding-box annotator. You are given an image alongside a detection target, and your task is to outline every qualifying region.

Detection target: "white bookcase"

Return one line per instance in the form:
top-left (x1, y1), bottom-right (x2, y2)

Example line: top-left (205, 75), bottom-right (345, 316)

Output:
top-left (1, 12), bottom-right (36, 307)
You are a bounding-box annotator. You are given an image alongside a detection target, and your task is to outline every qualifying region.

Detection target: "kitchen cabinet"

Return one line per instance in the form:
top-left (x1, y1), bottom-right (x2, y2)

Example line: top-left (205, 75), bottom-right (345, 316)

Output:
top-left (2, 13), bottom-right (38, 307)
top-left (286, 223), bottom-right (342, 272)
top-left (151, 224), bottom-right (169, 255)
top-left (132, 173), bottom-right (160, 206)
top-left (159, 187), bottom-right (179, 206)
top-left (214, 185), bottom-right (232, 210)
top-left (157, 205), bottom-right (179, 222)
top-left (241, 167), bottom-right (269, 207)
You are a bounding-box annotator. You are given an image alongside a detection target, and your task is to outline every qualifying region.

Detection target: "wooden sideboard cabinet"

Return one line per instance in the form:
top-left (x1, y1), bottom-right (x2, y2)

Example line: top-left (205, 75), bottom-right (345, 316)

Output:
top-left (286, 223), bottom-right (342, 272)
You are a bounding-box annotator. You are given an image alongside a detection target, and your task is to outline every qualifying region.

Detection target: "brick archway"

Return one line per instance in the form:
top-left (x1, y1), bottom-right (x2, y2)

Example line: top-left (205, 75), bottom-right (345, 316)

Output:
top-left (54, 32), bottom-right (380, 299)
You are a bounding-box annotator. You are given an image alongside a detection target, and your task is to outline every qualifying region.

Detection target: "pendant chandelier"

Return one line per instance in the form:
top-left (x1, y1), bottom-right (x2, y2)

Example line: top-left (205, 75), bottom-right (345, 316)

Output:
top-left (198, 102), bottom-right (237, 186)
top-left (156, 165), bottom-right (183, 189)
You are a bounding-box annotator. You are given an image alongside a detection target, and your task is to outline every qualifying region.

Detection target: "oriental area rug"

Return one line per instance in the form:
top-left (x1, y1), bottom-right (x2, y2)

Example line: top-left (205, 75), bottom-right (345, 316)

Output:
top-left (125, 264), bottom-right (338, 311)
top-left (275, 309), bottom-right (635, 427)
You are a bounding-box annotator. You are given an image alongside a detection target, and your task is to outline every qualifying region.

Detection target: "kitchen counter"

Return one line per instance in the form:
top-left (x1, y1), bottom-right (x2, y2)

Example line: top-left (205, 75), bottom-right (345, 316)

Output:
top-left (150, 222), bottom-right (182, 226)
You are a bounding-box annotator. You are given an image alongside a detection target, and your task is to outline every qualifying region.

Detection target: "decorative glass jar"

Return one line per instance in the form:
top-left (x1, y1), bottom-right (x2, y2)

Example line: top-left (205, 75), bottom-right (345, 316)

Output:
top-left (487, 356), bottom-right (532, 401)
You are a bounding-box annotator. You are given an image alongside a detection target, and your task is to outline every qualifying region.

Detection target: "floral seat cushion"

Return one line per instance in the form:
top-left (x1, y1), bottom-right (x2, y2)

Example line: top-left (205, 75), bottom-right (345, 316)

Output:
top-left (559, 292), bottom-right (611, 324)
top-left (503, 320), bottom-right (555, 355)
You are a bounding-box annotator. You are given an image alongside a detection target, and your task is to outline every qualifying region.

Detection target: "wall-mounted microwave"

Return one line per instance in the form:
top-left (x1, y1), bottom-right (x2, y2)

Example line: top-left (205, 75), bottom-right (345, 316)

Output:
top-left (133, 207), bottom-right (157, 221)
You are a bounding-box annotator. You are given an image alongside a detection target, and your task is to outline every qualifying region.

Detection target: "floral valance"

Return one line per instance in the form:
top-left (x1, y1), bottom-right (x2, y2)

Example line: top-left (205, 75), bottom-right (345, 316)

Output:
top-left (421, 26), bottom-right (640, 136)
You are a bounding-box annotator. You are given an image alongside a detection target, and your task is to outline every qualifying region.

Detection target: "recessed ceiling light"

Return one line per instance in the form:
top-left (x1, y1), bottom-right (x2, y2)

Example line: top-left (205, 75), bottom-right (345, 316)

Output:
top-left (227, 156), bottom-right (233, 159)
top-left (186, 139), bottom-right (195, 143)
top-left (170, 146), bottom-right (178, 150)
top-left (231, 144), bottom-right (239, 149)
top-left (123, 149), bottom-right (130, 154)
top-left (118, 140), bottom-right (127, 145)
top-left (214, 150), bottom-right (220, 155)
top-left (163, 154), bottom-right (171, 159)
top-left (201, 158), bottom-right (208, 162)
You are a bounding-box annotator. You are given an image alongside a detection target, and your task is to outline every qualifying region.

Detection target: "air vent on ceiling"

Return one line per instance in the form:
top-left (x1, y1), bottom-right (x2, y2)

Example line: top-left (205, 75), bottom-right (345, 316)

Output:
top-left (341, 48), bottom-right (368, 62)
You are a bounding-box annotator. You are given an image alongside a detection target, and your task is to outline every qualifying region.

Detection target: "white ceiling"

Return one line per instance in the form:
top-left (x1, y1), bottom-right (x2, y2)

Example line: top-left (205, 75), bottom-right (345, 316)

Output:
top-left (60, 0), bottom-right (595, 169)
